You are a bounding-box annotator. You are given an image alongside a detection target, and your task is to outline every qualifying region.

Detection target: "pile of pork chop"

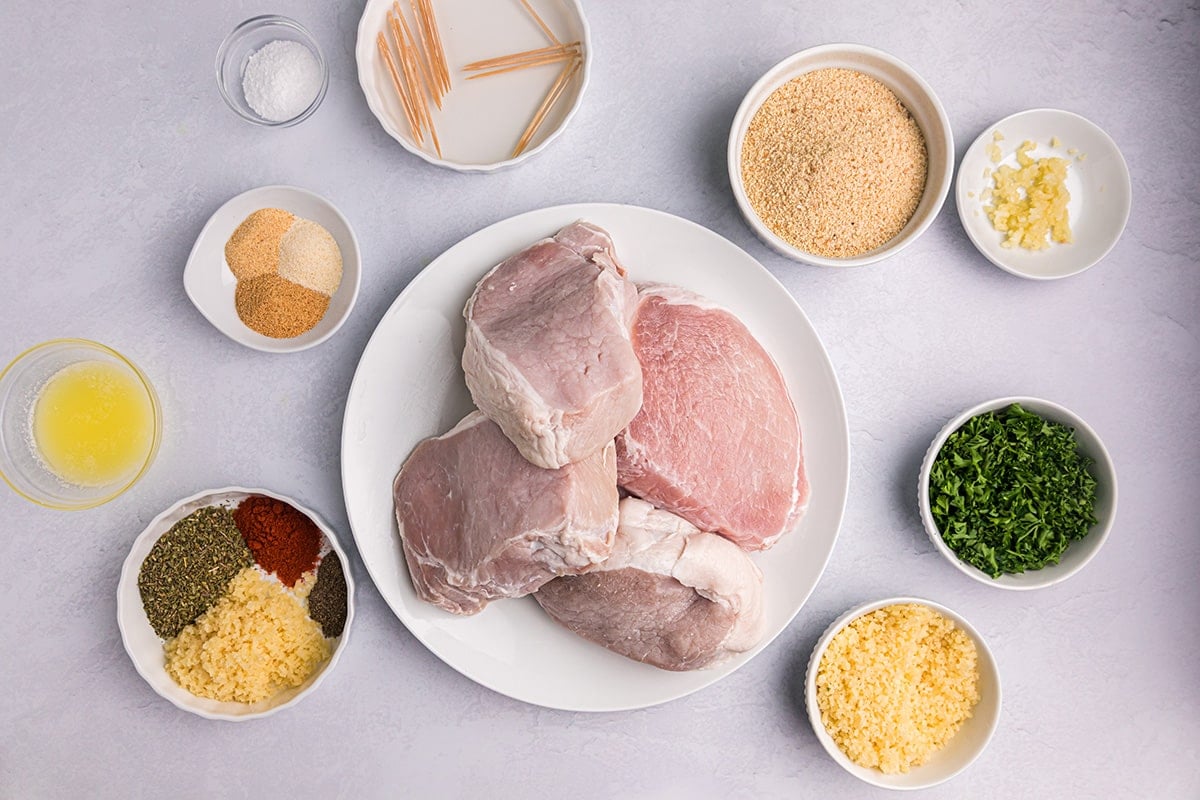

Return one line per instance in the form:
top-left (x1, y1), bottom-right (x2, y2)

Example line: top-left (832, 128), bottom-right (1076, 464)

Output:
top-left (393, 221), bottom-right (808, 672)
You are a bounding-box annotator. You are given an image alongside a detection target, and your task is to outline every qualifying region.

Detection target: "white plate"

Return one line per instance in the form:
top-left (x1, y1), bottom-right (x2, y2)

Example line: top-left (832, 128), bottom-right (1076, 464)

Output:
top-left (340, 203), bottom-right (850, 711)
top-left (356, 0), bottom-right (591, 172)
top-left (117, 487), bottom-right (356, 721)
top-left (183, 185), bottom-right (362, 353)
top-left (957, 109), bottom-right (1131, 280)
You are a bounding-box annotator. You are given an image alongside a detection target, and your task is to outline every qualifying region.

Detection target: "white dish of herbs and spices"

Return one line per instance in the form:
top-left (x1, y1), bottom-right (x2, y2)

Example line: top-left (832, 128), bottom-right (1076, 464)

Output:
top-left (804, 597), bottom-right (1001, 790)
top-left (184, 185), bottom-right (361, 353)
top-left (728, 44), bottom-right (953, 267)
top-left (356, 0), bottom-right (591, 171)
top-left (117, 487), bottom-right (354, 720)
top-left (957, 108), bottom-right (1131, 280)
top-left (918, 397), bottom-right (1118, 590)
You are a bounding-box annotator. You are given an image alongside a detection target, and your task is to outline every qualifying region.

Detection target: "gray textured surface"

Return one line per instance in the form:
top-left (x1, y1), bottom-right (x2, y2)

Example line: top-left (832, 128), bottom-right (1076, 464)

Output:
top-left (2, 1), bottom-right (1198, 797)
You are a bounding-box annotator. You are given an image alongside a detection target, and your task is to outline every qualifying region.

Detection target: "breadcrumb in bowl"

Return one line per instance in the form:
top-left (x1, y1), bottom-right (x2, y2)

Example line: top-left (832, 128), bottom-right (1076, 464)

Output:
top-left (728, 44), bottom-right (954, 267)
top-left (804, 597), bottom-right (1002, 790)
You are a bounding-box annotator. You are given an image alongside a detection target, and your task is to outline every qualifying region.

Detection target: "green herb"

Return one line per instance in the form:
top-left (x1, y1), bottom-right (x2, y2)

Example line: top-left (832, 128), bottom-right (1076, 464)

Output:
top-left (138, 506), bottom-right (253, 639)
top-left (928, 403), bottom-right (1098, 578)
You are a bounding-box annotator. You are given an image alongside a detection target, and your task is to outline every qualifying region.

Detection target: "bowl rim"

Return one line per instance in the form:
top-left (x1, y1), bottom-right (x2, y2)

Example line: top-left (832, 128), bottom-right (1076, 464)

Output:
top-left (804, 596), bottom-right (1002, 790)
top-left (215, 14), bottom-right (330, 128)
top-left (353, 0), bottom-right (593, 173)
top-left (727, 42), bottom-right (954, 267)
top-left (917, 396), bottom-right (1119, 590)
top-left (0, 338), bottom-right (162, 511)
top-left (116, 485), bottom-right (357, 721)
top-left (954, 107), bottom-right (1132, 280)
top-left (182, 184), bottom-right (363, 354)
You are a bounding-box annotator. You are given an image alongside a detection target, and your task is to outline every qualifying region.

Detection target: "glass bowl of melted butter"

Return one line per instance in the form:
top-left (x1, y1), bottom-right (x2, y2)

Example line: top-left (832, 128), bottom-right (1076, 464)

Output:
top-left (0, 339), bottom-right (162, 510)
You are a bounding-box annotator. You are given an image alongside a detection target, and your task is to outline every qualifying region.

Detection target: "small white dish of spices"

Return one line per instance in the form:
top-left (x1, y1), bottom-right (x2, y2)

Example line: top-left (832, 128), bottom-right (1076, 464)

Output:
top-left (355, 0), bottom-right (591, 172)
top-left (184, 185), bottom-right (361, 353)
top-left (918, 396), bottom-right (1118, 590)
top-left (805, 597), bottom-right (1001, 790)
top-left (117, 486), bottom-right (355, 721)
top-left (957, 109), bottom-right (1131, 280)
top-left (216, 15), bottom-right (329, 127)
top-left (728, 44), bottom-right (954, 267)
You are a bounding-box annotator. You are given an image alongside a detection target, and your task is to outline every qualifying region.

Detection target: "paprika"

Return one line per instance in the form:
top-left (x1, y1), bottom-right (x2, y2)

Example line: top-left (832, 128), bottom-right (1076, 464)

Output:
top-left (233, 495), bottom-right (322, 587)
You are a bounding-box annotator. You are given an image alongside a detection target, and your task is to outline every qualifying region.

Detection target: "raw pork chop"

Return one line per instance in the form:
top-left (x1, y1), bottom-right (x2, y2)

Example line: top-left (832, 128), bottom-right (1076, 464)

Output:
top-left (463, 222), bottom-right (642, 469)
top-left (393, 411), bottom-right (618, 615)
top-left (616, 285), bottom-right (808, 550)
top-left (535, 498), bottom-right (766, 671)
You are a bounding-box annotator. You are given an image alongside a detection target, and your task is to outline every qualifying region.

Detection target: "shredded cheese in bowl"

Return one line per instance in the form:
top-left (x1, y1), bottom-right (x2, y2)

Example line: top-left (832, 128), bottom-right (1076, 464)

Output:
top-left (815, 603), bottom-right (980, 774)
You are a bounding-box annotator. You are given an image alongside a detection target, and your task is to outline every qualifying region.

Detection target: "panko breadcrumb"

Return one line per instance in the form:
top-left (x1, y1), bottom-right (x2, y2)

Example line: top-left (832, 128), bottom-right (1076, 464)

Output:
top-left (164, 566), bottom-right (330, 703)
top-left (815, 603), bottom-right (979, 774)
top-left (740, 68), bottom-right (927, 258)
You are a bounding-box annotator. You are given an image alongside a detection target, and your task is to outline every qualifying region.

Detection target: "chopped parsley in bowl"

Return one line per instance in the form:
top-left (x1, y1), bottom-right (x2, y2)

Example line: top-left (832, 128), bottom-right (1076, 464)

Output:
top-left (918, 397), bottom-right (1117, 590)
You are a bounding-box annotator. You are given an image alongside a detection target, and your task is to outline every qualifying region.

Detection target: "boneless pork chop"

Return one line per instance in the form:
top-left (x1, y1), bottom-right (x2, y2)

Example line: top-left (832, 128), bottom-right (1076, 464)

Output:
top-left (393, 411), bottom-right (618, 615)
top-left (616, 285), bottom-right (808, 550)
top-left (463, 222), bottom-right (642, 469)
top-left (535, 498), bottom-right (766, 671)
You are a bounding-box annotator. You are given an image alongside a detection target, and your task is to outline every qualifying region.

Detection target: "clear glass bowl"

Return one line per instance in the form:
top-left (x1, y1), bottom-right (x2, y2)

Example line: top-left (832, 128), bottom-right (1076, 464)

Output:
top-left (0, 339), bottom-right (162, 510)
top-left (216, 15), bottom-right (328, 127)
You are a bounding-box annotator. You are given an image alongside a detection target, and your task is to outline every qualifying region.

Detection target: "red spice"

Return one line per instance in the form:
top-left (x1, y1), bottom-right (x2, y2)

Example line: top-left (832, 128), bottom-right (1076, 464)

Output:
top-left (233, 495), bottom-right (322, 587)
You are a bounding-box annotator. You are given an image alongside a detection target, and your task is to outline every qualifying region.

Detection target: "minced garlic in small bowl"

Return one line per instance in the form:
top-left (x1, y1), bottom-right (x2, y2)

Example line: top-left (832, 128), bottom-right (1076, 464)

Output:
top-left (804, 597), bottom-right (1002, 790)
top-left (956, 108), bottom-right (1131, 280)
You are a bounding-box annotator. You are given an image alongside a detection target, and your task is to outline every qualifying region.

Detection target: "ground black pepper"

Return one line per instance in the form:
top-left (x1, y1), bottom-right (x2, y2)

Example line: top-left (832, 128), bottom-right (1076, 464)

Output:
top-left (137, 506), bottom-right (253, 639)
top-left (307, 551), bottom-right (348, 637)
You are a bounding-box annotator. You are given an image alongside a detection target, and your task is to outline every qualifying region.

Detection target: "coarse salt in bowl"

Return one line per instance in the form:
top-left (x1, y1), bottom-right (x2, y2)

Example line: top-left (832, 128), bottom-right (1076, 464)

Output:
top-left (728, 44), bottom-right (953, 267)
top-left (804, 597), bottom-right (1002, 790)
top-left (216, 15), bottom-right (329, 127)
top-left (117, 487), bottom-right (356, 721)
top-left (918, 396), bottom-right (1118, 590)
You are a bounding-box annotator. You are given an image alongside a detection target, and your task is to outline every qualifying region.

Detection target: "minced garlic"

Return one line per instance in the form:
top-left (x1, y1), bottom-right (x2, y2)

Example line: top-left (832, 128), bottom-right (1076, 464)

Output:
top-left (164, 567), bottom-right (330, 703)
top-left (984, 139), bottom-right (1072, 250)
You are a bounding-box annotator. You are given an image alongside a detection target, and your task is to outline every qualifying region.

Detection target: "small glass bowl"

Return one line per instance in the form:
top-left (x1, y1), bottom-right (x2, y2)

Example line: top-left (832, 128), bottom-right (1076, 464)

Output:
top-left (0, 339), bottom-right (162, 510)
top-left (216, 15), bottom-right (329, 128)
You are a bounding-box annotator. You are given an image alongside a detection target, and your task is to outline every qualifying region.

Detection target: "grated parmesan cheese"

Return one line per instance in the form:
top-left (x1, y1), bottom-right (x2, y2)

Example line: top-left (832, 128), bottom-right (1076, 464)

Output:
top-left (816, 603), bottom-right (980, 774)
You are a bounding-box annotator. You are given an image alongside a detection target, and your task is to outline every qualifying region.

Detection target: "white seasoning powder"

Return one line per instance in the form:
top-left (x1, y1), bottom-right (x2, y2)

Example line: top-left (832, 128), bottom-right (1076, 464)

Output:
top-left (242, 39), bottom-right (322, 122)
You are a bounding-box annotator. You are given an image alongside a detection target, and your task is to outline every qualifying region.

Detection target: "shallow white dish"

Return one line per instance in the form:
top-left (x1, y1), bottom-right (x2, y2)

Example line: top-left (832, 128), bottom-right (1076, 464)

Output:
top-left (805, 597), bottom-right (1002, 790)
top-left (117, 486), bottom-right (355, 721)
top-left (356, 0), bottom-right (591, 172)
top-left (728, 43), bottom-right (953, 267)
top-left (183, 185), bottom-right (361, 353)
top-left (918, 397), bottom-right (1118, 589)
top-left (340, 203), bottom-right (850, 711)
top-left (957, 109), bottom-right (1131, 279)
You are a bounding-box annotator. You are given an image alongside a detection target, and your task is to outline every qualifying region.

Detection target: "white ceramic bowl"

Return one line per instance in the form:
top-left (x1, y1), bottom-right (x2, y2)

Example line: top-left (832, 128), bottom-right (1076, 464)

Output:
top-left (918, 397), bottom-right (1118, 589)
top-left (728, 43), bottom-right (953, 267)
top-left (117, 487), bottom-right (356, 721)
top-left (957, 109), bottom-right (1131, 280)
top-left (184, 185), bottom-right (361, 353)
top-left (355, 0), bottom-right (591, 172)
top-left (805, 597), bottom-right (1002, 790)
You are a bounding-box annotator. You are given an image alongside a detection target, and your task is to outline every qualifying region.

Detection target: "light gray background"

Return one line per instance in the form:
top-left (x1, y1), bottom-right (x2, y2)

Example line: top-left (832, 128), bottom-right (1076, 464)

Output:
top-left (2, 1), bottom-right (1197, 797)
